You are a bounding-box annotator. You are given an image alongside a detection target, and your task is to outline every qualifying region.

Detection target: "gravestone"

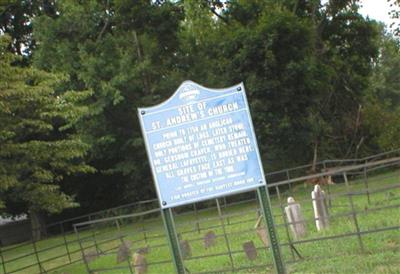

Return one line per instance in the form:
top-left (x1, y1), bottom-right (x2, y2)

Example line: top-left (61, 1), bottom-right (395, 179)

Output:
top-left (254, 215), bottom-right (269, 247)
top-left (117, 240), bottom-right (132, 263)
top-left (136, 246), bottom-right (149, 254)
top-left (132, 250), bottom-right (148, 274)
top-left (243, 241), bottom-right (257, 260)
top-left (312, 185), bottom-right (329, 231)
top-left (204, 231), bottom-right (217, 248)
top-left (179, 239), bottom-right (192, 259)
top-left (284, 197), bottom-right (306, 239)
top-left (83, 250), bottom-right (98, 263)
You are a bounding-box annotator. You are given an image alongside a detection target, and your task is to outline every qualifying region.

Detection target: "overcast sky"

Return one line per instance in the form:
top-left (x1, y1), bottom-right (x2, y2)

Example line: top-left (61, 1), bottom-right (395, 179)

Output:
top-left (359, 0), bottom-right (394, 26)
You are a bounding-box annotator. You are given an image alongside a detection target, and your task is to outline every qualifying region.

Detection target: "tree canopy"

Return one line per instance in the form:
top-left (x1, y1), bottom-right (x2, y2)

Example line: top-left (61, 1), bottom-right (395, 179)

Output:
top-left (0, 34), bottom-right (93, 237)
top-left (0, 0), bottom-right (399, 222)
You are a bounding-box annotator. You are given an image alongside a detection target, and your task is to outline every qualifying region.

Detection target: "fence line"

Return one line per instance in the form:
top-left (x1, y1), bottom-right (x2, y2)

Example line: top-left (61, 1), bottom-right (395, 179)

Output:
top-left (73, 159), bottom-right (399, 273)
top-left (2, 150), bottom-right (400, 274)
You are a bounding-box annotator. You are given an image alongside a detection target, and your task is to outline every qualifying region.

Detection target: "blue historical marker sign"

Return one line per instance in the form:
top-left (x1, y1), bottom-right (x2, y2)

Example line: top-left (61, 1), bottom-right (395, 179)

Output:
top-left (138, 81), bottom-right (266, 208)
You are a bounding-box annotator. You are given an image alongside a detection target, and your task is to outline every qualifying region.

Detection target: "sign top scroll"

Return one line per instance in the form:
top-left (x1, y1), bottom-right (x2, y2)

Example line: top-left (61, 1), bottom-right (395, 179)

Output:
top-left (138, 81), bottom-right (266, 208)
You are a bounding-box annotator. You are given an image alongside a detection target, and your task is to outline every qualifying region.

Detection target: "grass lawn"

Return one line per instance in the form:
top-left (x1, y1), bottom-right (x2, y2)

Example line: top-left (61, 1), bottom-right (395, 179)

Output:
top-left (1, 169), bottom-right (399, 274)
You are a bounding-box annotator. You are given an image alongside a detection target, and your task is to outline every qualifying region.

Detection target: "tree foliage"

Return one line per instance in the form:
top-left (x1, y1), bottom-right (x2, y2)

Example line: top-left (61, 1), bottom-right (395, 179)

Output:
top-left (0, 0), bottom-right (398, 219)
top-left (363, 31), bottom-right (400, 150)
top-left (0, 35), bottom-right (93, 222)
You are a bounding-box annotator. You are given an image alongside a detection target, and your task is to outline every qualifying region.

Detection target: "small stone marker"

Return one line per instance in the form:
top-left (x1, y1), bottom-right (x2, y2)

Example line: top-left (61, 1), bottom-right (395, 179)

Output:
top-left (132, 252), bottom-right (147, 274)
top-left (136, 246), bottom-right (149, 254)
top-left (204, 231), bottom-right (217, 248)
top-left (83, 250), bottom-right (98, 263)
top-left (117, 240), bottom-right (132, 263)
top-left (243, 241), bottom-right (257, 260)
top-left (312, 185), bottom-right (329, 231)
top-left (180, 239), bottom-right (192, 259)
top-left (254, 215), bottom-right (269, 247)
top-left (284, 197), bottom-right (306, 239)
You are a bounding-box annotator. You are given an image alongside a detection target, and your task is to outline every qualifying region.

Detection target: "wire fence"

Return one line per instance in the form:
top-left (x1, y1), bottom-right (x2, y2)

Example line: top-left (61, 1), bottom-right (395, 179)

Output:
top-left (72, 155), bottom-right (400, 274)
top-left (1, 149), bottom-right (400, 274)
top-left (0, 199), bottom-right (158, 274)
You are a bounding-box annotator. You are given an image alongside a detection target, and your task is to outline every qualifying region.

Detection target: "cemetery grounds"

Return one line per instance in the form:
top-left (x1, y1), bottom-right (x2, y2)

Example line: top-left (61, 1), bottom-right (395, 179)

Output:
top-left (1, 161), bottom-right (399, 274)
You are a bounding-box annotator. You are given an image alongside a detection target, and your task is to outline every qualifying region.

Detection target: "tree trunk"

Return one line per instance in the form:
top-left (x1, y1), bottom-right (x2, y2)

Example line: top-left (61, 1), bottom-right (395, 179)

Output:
top-left (133, 30), bottom-right (151, 95)
top-left (29, 209), bottom-right (46, 241)
top-left (311, 141), bottom-right (318, 173)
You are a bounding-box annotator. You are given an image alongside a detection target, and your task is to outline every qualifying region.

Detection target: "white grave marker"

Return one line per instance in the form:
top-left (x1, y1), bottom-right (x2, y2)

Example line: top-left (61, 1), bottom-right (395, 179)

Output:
top-left (285, 197), bottom-right (306, 239)
top-left (311, 185), bottom-right (329, 231)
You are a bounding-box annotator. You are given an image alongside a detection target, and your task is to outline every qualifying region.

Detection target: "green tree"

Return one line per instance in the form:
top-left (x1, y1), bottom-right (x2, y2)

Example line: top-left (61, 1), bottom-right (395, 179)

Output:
top-left (363, 31), bottom-right (400, 151)
top-left (33, 0), bottom-right (184, 211)
top-left (0, 35), bottom-right (93, 239)
top-left (0, 0), bottom-right (56, 61)
top-left (29, 0), bottom-right (382, 215)
top-left (180, 0), bottom-right (379, 168)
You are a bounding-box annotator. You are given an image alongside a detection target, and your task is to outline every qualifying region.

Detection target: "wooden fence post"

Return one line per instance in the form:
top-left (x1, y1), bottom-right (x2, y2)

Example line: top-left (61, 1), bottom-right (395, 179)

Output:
top-left (0, 244), bottom-right (7, 274)
top-left (343, 172), bottom-right (364, 252)
top-left (60, 223), bottom-right (72, 263)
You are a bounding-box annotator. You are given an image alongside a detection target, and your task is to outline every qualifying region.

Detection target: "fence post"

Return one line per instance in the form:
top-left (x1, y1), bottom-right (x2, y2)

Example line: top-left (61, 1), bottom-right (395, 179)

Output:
top-left (285, 170), bottom-right (292, 194)
top-left (115, 219), bottom-right (121, 232)
top-left (32, 239), bottom-right (44, 274)
top-left (193, 203), bottom-right (201, 234)
top-left (275, 186), bottom-right (296, 261)
top-left (216, 199), bottom-right (234, 271)
top-left (60, 223), bottom-right (72, 263)
top-left (363, 165), bottom-right (371, 204)
top-left (223, 197), bottom-right (230, 225)
top-left (0, 244), bottom-right (7, 274)
top-left (161, 208), bottom-right (185, 274)
top-left (322, 161), bottom-right (332, 208)
top-left (92, 230), bottom-right (100, 255)
top-left (74, 225), bottom-right (91, 274)
top-left (343, 172), bottom-right (364, 252)
top-left (142, 225), bottom-right (148, 244)
top-left (257, 185), bottom-right (286, 274)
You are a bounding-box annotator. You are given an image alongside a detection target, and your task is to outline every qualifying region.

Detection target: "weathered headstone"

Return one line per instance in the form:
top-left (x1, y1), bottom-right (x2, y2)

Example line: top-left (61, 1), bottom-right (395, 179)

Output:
top-left (312, 185), bottom-right (329, 231)
top-left (204, 231), bottom-right (217, 248)
top-left (284, 197), bottom-right (306, 239)
top-left (117, 240), bottom-right (132, 263)
top-left (83, 250), bottom-right (98, 263)
top-left (180, 240), bottom-right (192, 259)
top-left (254, 215), bottom-right (269, 247)
top-left (132, 252), bottom-right (147, 274)
top-left (243, 241), bottom-right (257, 260)
top-left (136, 246), bottom-right (149, 254)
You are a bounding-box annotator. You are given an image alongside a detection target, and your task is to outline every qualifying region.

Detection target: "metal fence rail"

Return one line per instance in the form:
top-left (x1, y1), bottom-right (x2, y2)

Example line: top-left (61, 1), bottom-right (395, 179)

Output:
top-left (1, 150), bottom-right (400, 274)
top-left (71, 156), bottom-right (400, 274)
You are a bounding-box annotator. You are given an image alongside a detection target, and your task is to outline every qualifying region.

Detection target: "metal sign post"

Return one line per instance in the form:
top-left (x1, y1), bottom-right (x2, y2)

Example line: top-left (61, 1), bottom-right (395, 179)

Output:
top-left (161, 208), bottom-right (185, 273)
top-left (138, 80), bottom-right (285, 274)
top-left (257, 185), bottom-right (286, 273)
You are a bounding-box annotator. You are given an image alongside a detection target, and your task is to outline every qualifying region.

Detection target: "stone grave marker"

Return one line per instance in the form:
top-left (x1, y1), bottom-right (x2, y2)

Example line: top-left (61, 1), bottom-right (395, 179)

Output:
top-left (204, 231), bottom-right (217, 248)
top-left (136, 246), bottom-right (149, 254)
top-left (254, 215), bottom-right (269, 247)
top-left (243, 241), bottom-right (257, 260)
top-left (179, 239), bottom-right (192, 259)
top-left (132, 252), bottom-right (147, 274)
top-left (117, 240), bottom-right (132, 263)
top-left (83, 250), bottom-right (98, 263)
top-left (312, 185), bottom-right (329, 231)
top-left (284, 197), bottom-right (306, 239)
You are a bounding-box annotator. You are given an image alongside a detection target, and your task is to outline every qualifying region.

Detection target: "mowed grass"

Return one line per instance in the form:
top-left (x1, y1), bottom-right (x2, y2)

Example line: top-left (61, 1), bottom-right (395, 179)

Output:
top-left (1, 169), bottom-right (400, 274)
